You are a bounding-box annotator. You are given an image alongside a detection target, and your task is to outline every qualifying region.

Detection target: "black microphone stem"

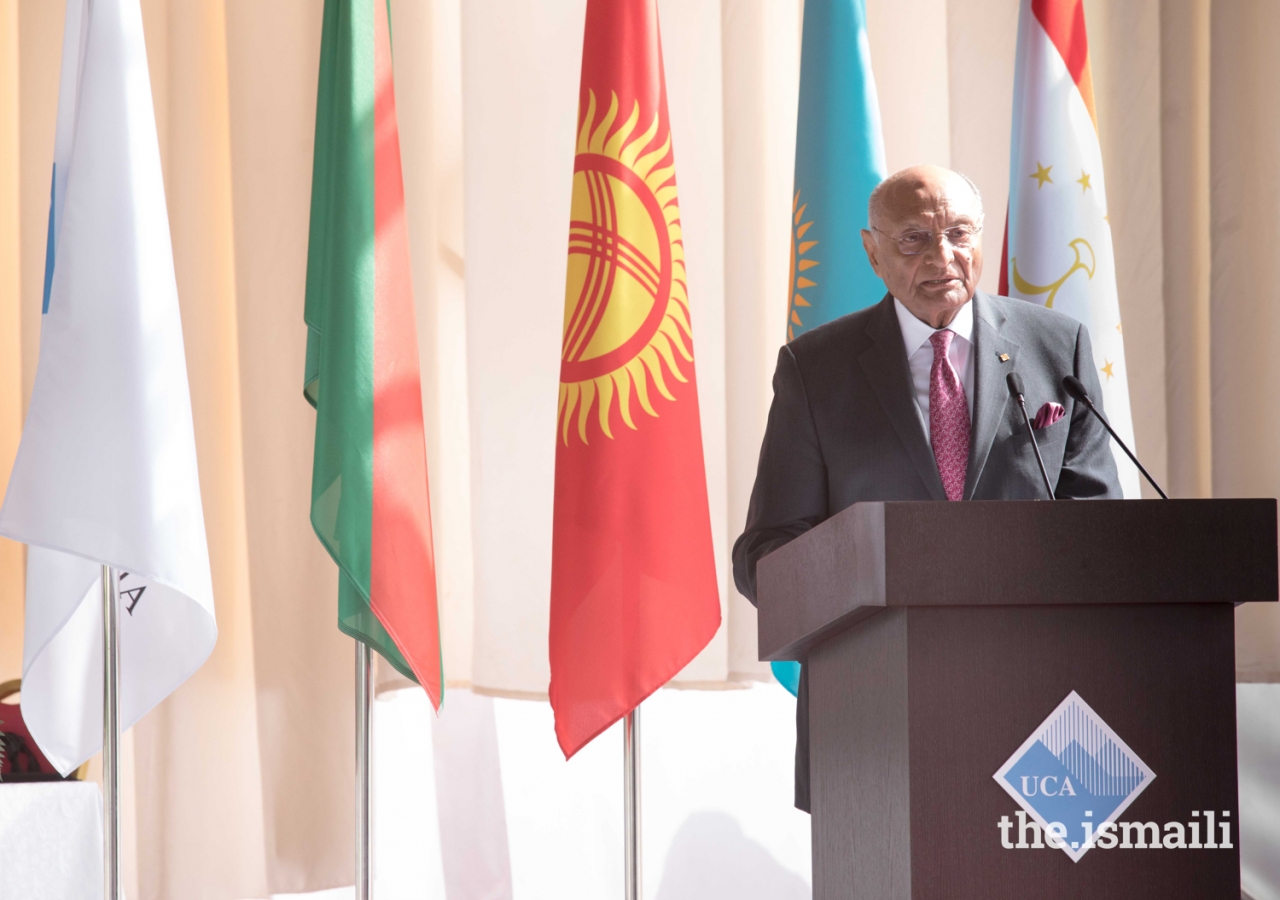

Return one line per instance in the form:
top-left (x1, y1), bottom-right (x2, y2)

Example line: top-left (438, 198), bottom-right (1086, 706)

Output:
top-left (1006, 373), bottom-right (1055, 500)
top-left (1077, 395), bottom-right (1169, 500)
top-left (1062, 373), bottom-right (1168, 499)
top-left (1015, 396), bottom-right (1055, 500)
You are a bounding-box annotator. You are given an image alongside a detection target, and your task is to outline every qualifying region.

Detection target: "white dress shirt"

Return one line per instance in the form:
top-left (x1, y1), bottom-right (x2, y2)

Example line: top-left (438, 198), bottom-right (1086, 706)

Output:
top-left (893, 297), bottom-right (975, 441)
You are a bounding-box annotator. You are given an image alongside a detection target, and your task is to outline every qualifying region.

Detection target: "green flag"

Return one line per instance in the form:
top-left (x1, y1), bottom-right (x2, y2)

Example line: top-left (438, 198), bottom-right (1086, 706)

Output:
top-left (304, 0), bottom-right (443, 707)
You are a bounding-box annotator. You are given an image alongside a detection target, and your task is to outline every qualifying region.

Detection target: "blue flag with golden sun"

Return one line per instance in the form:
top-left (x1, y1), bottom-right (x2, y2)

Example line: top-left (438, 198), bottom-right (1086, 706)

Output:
top-left (775, 0), bottom-right (886, 695)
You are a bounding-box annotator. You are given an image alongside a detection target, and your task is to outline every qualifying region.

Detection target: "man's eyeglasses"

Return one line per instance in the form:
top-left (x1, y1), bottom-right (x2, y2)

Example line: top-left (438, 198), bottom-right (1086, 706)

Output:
top-left (872, 223), bottom-right (983, 256)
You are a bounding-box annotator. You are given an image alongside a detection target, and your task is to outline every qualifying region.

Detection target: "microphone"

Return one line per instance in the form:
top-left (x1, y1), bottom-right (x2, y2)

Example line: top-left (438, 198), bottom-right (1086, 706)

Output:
top-left (1006, 373), bottom-right (1055, 500)
top-left (1061, 375), bottom-right (1168, 499)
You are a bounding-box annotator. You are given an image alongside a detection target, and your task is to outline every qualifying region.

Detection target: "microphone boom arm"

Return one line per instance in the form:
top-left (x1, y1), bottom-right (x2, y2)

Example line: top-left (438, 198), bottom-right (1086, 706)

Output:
top-left (1076, 394), bottom-right (1168, 499)
top-left (1062, 374), bottom-right (1168, 499)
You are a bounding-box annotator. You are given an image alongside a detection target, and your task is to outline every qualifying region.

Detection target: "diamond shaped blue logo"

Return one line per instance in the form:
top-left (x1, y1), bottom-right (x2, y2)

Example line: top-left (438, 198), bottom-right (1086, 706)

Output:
top-left (994, 691), bottom-right (1156, 862)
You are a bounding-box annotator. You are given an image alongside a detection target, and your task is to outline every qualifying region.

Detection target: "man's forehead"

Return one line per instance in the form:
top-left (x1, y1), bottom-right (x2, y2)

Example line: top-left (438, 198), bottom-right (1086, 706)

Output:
top-left (882, 186), bottom-right (981, 226)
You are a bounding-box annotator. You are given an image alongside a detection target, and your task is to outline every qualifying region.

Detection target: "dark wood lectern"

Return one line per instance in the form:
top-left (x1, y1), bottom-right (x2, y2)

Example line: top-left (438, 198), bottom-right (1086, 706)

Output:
top-left (757, 500), bottom-right (1277, 899)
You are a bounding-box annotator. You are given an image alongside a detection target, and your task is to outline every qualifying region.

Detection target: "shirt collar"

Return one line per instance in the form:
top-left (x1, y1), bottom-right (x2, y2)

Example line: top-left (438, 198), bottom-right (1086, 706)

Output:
top-left (893, 296), bottom-right (975, 356)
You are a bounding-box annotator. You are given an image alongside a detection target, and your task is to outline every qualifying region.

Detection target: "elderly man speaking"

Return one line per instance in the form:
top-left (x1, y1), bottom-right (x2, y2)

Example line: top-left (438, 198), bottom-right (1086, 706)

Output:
top-left (731, 165), bottom-right (1121, 812)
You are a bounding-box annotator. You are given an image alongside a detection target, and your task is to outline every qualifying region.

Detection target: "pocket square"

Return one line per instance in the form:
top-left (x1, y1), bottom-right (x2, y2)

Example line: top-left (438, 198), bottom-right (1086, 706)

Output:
top-left (1032, 401), bottom-right (1065, 430)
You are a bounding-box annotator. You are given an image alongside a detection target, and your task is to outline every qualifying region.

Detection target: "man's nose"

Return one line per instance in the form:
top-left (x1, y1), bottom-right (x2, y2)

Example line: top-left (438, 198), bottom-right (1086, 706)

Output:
top-left (923, 232), bottom-right (955, 268)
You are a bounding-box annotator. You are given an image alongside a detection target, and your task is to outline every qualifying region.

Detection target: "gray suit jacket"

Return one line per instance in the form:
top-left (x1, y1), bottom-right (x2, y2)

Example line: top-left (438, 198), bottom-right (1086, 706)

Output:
top-left (731, 291), bottom-right (1122, 812)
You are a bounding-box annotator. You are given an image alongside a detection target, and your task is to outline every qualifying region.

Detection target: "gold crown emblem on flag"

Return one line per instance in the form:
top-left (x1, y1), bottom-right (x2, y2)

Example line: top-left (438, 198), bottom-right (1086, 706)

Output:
top-left (559, 91), bottom-right (692, 445)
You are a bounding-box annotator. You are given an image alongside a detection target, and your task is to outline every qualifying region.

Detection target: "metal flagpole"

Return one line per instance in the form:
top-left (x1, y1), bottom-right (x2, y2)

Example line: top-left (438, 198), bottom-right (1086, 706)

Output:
top-left (87, 2), bottom-right (119, 899)
top-left (355, 640), bottom-right (373, 900)
top-left (624, 705), bottom-right (641, 900)
top-left (102, 565), bottom-right (121, 900)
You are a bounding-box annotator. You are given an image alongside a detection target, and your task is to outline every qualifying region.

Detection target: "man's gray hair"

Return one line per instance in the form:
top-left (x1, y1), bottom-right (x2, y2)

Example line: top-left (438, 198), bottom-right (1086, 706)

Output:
top-left (867, 169), bottom-right (984, 229)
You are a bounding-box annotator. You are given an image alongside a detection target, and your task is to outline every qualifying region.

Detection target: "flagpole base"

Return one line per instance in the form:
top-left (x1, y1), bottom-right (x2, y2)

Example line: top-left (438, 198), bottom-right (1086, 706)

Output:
top-left (624, 706), bottom-right (641, 900)
top-left (355, 641), bottom-right (373, 900)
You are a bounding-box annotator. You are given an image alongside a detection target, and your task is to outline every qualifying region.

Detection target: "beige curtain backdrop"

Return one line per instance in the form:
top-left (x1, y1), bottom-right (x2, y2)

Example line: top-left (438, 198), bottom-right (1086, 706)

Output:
top-left (0, 0), bottom-right (22, 686)
top-left (133, 1), bottom-right (273, 897)
top-left (2, 0), bottom-right (1280, 897)
top-left (721, 0), bottom-right (800, 682)
top-left (1206, 0), bottom-right (1280, 680)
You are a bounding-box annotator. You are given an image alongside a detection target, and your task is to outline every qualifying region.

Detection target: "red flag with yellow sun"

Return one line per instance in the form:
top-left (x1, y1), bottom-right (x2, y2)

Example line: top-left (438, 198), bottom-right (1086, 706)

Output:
top-left (549, 0), bottom-right (721, 758)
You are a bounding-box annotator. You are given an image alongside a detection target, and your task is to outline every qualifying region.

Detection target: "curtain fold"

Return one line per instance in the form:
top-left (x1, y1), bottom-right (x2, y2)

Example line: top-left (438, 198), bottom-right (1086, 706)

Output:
top-left (0, 0), bottom-right (23, 685)
top-left (222, 0), bottom-right (356, 893)
top-left (1209, 0), bottom-right (1280, 682)
top-left (1159, 0), bottom-right (1213, 501)
top-left (720, 0), bottom-right (800, 683)
top-left (866, 0), bottom-right (951, 170)
top-left (460, 0), bottom-right (583, 699)
top-left (131, 1), bottom-right (272, 898)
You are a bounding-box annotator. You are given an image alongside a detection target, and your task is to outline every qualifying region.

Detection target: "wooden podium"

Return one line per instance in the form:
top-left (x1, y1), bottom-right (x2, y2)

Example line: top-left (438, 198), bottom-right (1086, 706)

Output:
top-left (757, 499), bottom-right (1277, 899)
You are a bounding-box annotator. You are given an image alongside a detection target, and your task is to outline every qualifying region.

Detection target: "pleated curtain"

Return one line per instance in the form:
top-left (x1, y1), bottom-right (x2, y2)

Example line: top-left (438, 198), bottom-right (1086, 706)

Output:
top-left (1, 0), bottom-right (1278, 896)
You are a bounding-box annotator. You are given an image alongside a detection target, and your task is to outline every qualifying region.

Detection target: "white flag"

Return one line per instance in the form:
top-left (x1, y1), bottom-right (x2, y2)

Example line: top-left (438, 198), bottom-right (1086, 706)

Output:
top-left (1004, 0), bottom-right (1140, 498)
top-left (0, 0), bottom-right (216, 774)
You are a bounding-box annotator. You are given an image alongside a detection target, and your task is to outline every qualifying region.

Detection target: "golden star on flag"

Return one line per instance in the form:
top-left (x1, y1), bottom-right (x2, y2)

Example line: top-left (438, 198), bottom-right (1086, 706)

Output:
top-left (1077, 170), bottom-right (1091, 192)
top-left (1101, 360), bottom-right (1115, 380)
top-left (1030, 162), bottom-right (1053, 189)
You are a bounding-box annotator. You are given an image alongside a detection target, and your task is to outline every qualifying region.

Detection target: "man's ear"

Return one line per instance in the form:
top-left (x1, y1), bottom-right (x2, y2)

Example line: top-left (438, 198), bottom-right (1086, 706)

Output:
top-left (861, 229), bottom-right (881, 276)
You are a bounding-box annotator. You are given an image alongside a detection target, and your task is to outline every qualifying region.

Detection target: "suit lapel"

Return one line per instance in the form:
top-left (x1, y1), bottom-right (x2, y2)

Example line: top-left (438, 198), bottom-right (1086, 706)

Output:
top-left (965, 292), bottom-right (1020, 499)
top-left (859, 296), bottom-right (948, 501)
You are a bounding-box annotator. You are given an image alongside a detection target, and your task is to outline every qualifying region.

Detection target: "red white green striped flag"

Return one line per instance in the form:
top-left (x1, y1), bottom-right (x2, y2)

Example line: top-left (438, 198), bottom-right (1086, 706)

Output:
top-left (304, 0), bottom-right (442, 708)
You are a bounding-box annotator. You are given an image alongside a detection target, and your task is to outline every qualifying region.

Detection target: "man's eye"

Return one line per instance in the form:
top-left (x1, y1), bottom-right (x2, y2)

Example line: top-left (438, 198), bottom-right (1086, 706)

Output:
top-left (900, 233), bottom-right (927, 246)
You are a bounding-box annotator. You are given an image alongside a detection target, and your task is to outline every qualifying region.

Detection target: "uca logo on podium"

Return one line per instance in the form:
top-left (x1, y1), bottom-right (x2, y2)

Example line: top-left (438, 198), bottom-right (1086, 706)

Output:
top-left (994, 691), bottom-right (1155, 862)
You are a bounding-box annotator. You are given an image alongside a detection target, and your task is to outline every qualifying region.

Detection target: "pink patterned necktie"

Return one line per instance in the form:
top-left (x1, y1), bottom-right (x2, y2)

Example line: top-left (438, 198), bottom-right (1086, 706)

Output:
top-left (929, 329), bottom-right (970, 501)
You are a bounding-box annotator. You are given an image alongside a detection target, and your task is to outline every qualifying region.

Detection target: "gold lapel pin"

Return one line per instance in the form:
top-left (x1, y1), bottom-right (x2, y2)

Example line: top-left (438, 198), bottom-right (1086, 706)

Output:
top-left (998, 353), bottom-right (1010, 362)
